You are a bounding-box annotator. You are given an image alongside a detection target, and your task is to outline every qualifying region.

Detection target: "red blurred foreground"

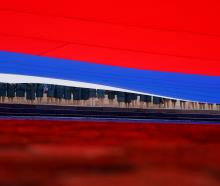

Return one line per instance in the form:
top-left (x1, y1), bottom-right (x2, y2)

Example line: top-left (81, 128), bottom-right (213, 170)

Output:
top-left (1, 119), bottom-right (220, 186)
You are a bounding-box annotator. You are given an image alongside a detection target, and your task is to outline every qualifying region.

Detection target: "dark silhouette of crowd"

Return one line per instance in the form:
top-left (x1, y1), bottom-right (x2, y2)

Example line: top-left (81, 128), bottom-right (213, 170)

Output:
top-left (0, 83), bottom-right (219, 110)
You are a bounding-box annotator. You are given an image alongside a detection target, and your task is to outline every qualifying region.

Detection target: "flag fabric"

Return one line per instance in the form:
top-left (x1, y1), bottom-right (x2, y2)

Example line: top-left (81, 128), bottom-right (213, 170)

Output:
top-left (0, 1), bottom-right (220, 103)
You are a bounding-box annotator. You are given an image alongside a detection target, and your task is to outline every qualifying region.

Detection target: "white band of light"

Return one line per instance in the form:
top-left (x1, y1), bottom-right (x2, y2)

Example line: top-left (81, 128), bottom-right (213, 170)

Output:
top-left (0, 73), bottom-right (191, 102)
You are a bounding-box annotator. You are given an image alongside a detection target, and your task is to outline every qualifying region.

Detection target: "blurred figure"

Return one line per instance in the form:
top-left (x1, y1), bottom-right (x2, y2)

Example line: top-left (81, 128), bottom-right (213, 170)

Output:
top-left (194, 102), bottom-right (198, 110)
top-left (125, 93), bottom-right (132, 108)
top-left (171, 99), bottom-right (177, 109)
top-left (47, 84), bottom-right (55, 104)
top-left (72, 87), bottom-right (82, 105)
top-left (198, 103), bottom-right (202, 110)
top-left (81, 88), bottom-right (90, 106)
top-left (26, 83), bottom-right (36, 104)
top-left (7, 83), bottom-right (16, 103)
top-left (216, 104), bottom-right (220, 111)
top-left (0, 83), bottom-right (7, 103)
top-left (188, 102), bottom-right (193, 110)
top-left (55, 85), bottom-right (64, 104)
top-left (107, 91), bottom-right (115, 106)
top-left (89, 89), bottom-right (97, 106)
top-left (117, 91), bottom-right (125, 108)
top-left (153, 97), bottom-right (163, 108)
top-left (199, 102), bottom-right (206, 110)
top-left (140, 95), bottom-right (152, 108)
top-left (208, 103), bottom-right (213, 110)
top-left (189, 102), bottom-right (198, 110)
top-left (36, 84), bottom-right (44, 104)
top-left (146, 95), bottom-right (152, 108)
top-left (180, 100), bottom-right (186, 109)
top-left (16, 83), bottom-right (26, 103)
top-left (164, 98), bottom-right (170, 109)
top-left (97, 89), bottom-right (105, 106)
top-left (139, 95), bottom-right (145, 109)
top-left (64, 86), bottom-right (72, 105)
top-left (130, 93), bottom-right (138, 108)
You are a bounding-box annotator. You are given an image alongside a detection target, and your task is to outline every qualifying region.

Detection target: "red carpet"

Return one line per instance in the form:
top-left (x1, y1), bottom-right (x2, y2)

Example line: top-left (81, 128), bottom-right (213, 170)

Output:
top-left (1, 120), bottom-right (220, 186)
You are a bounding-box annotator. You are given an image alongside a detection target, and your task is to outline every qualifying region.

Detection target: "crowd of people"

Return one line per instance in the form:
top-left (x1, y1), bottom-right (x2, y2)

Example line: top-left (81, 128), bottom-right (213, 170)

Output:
top-left (0, 83), bottom-right (219, 111)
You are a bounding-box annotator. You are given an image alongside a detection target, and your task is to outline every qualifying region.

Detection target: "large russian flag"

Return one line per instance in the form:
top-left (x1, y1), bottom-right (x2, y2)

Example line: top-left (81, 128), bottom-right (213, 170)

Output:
top-left (0, 1), bottom-right (220, 103)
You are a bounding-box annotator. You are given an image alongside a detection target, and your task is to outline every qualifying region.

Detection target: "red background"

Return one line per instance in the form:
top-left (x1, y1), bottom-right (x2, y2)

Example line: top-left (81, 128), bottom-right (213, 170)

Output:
top-left (1, 0), bottom-right (220, 75)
